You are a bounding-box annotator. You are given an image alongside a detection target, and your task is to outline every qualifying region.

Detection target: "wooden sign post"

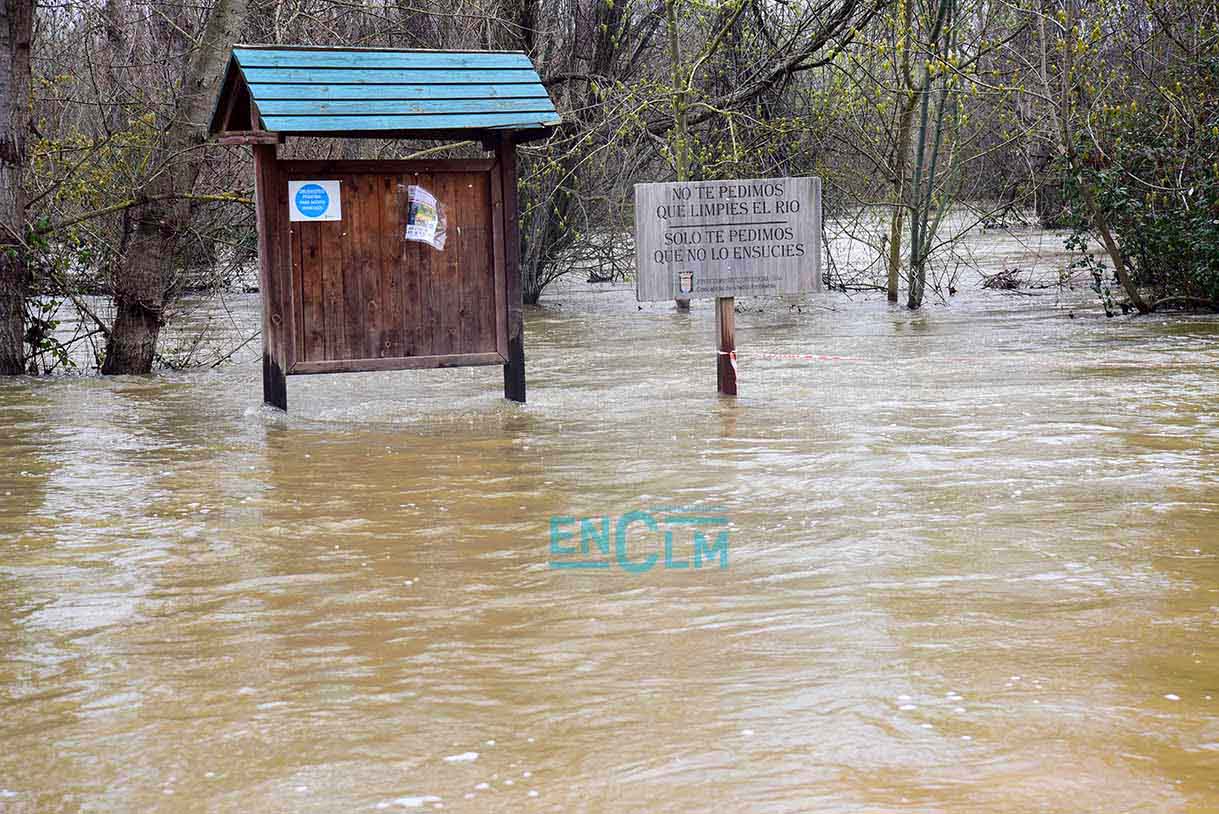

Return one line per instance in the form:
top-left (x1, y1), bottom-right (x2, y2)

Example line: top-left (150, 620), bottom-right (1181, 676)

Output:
top-left (634, 177), bottom-right (822, 396)
top-left (716, 295), bottom-right (736, 395)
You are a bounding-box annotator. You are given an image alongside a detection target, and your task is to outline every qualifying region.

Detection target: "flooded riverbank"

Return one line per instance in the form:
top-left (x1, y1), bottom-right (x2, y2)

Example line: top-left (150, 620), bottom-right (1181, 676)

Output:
top-left (2, 247), bottom-right (1218, 810)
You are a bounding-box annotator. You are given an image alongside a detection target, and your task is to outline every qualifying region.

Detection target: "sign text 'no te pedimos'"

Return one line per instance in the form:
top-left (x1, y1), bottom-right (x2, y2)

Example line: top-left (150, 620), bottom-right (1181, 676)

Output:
top-left (635, 177), bottom-right (822, 301)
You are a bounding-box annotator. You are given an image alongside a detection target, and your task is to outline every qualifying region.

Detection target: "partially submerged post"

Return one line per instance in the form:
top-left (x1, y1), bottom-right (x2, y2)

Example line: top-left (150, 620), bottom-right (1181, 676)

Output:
top-left (208, 46), bottom-right (560, 410)
top-left (634, 177), bottom-right (822, 395)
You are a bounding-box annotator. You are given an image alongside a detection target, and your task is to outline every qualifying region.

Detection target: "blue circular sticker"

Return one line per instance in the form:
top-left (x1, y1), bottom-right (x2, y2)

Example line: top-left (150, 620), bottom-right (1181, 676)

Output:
top-left (295, 183), bottom-right (329, 218)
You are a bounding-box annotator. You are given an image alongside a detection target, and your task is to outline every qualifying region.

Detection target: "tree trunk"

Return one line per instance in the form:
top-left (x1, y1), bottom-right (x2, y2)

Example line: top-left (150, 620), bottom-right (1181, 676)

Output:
top-left (1081, 181), bottom-right (1151, 314)
top-left (665, 0), bottom-right (691, 311)
top-left (887, 89), bottom-right (917, 303)
top-left (0, 0), bottom-right (33, 375)
top-left (886, 0), bottom-right (918, 304)
top-left (1033, 169), bottom-right (1066, 229)
top-left (907, 0), bottom-right (954, 311)
top-left (101, 0), bottom-right (246, 374)
top-left (102, 200), bottom-right (176, 373)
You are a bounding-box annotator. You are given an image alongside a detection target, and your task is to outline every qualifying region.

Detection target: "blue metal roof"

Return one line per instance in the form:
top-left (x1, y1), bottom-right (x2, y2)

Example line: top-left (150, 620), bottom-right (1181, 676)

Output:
top-left (209, 46), bottom-right (560, 137)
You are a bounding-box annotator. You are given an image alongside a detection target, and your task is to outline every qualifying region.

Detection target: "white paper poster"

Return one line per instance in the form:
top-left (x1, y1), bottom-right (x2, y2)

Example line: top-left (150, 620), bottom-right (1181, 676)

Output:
top-left (404, 185), bottom-right (447, 250)
top-left (288, 180), bottom-right (342, 222)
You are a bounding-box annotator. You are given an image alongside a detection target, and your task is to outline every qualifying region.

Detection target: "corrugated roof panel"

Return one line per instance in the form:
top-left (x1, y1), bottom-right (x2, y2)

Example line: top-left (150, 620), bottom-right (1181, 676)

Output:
top-left (259, 112), bottom-right (560, 133)
top-left (211, 45), bottom-right (560, 137)
top-left (240, 67), bottom-right (541, 85)
top-left (247, 83), bottom-right (550, 101)
top-left (257, 98), bottom-right (555, 116)
top-left (233, 48), bottom-right (534, 71)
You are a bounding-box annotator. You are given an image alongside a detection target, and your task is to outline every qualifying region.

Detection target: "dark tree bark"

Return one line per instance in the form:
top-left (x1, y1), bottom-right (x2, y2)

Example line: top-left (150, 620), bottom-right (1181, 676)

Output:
top-left (101, 0), bottom-right (246, 374)
top-left (516, 0), bottom-right (642, 304)
top-left (0, 0), bottom-right (32, 375)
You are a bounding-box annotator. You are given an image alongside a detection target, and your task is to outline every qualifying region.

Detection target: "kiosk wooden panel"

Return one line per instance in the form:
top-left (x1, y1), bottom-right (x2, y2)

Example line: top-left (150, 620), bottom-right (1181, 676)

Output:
top-left (283, 161), bottom-right (502, 373)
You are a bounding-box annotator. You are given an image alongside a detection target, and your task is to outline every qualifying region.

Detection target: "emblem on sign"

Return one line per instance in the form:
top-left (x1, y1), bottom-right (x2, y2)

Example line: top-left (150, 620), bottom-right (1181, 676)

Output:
top-left (678, 270), bottom-right (694, 295)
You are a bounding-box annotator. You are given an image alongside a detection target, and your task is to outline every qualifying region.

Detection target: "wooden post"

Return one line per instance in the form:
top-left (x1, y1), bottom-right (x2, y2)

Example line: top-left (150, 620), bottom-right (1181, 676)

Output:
top-left (497, 137), bottom-right (526, 402)
top-left (715, 296), bottom-right (737, 396)
top-left (254, 143), bottom-right (288, 410)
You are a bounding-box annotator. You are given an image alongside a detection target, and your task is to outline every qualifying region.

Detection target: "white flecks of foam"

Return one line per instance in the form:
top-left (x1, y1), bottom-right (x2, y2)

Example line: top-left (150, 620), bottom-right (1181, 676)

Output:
top-left (1165, 693), bottom-right (1181, 701)
top-left (474, 783), bottom-right (490, 791)
top-left (522, 771), bottom-right (532, 778)
top-left (899, 704), bottom-right (917, 711)
top-left (443, 752), bottom-right (479, 763)
top-left (376, 795), bottom-right (442, 809)
top-left (528, 790), bottom-right (539, 798)
top-left (485, 739), bottom-right (496, 746)
top-left (741, 729), bottom-right (754, 737)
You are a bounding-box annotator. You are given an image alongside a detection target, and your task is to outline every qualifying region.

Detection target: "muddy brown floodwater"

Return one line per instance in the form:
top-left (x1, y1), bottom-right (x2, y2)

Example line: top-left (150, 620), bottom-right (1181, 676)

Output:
top-left (1, 228), bottom-right (1218, 812)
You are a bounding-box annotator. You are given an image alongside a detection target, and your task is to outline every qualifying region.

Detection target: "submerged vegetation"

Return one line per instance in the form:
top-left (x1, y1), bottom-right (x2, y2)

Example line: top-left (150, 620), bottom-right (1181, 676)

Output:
top-left (0, 0), bottom-right (1216, 374)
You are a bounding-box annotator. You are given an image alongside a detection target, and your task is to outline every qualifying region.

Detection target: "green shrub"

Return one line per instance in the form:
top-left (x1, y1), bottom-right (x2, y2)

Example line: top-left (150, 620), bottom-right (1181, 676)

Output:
top-left (1063, 59), bottom-right (1219, 310)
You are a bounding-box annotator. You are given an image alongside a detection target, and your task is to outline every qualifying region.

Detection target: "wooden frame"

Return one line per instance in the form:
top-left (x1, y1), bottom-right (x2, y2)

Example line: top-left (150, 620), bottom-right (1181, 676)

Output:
top-left (253, 139), bottom-right (525, 411)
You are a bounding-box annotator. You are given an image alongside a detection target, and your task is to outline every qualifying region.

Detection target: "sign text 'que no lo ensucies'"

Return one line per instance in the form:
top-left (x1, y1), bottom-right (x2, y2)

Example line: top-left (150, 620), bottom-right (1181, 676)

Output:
top-left (635, 177), bottom-right (822, 301)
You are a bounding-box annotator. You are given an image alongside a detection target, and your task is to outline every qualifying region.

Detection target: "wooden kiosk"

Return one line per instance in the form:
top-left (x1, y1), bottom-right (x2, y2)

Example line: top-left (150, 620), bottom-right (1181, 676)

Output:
top-left (208, 46), bottom-right (560, 410)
